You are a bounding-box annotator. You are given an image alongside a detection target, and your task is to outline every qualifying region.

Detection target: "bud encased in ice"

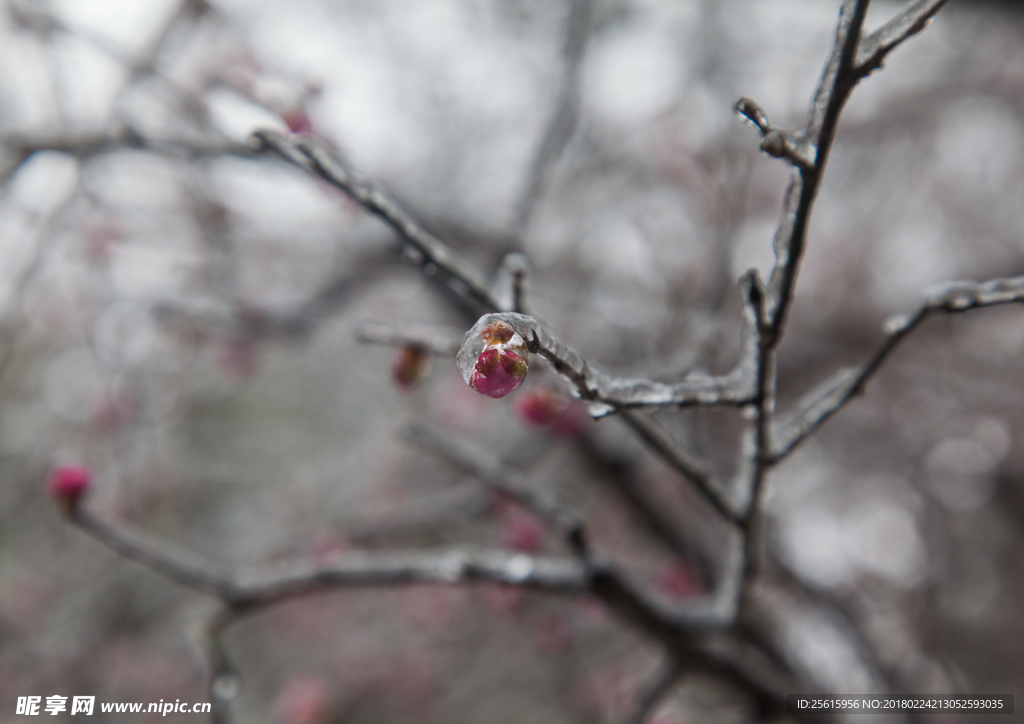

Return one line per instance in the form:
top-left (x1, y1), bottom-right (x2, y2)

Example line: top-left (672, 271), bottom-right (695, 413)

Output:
top-left (457, 319), bottom-right (529, 399)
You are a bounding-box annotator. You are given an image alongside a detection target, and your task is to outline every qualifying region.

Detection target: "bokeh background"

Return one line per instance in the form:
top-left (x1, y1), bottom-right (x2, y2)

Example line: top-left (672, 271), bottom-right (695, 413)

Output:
top-left (0, 0), bottom-right (1022, 722)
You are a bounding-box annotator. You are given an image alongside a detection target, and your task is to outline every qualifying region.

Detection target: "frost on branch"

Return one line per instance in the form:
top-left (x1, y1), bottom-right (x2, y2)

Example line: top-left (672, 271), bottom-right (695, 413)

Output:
top-left (456, 318), bottom-right (529, 399)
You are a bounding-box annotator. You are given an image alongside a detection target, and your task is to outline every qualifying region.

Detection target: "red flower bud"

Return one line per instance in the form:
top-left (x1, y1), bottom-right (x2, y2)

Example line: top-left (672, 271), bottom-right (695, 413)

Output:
top-left (656, 561), bottom-right (701, 600)
top-left (502, 510), bottom-right (544, 552)
top-left (282, 110), bottom-right (313, 134)
top-left (514, 388), bottom-right (568, 427)
top-left (274, 676), bottom-right (332, 724)
top-left (470, 347), bottom-right (527, 398)
top-left (458, 318), bottom-right (530, 399)
top-left (46, 465), bottom-right (91, 514)
top-left (391, 345), bottom-right (431, 391)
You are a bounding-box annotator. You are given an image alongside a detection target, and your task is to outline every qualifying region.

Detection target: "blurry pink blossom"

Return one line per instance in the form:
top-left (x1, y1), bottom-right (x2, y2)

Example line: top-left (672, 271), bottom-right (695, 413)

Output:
top-left (514, 388), bottom-right (567, 427)
top-left (274, 676), bottom-right (332, 724)
top-left (657, 561), bottom-right (702, 600)
top-left (532, 612), bottom-right (574, 654)
top-left (46, 465), bottom-right (91, 514)
top-left (459, 321), bottom-right (529, 399)
top-left (391, 345), bottom-right (431, 392)
top-left (502, 509), bottom-right (544, 552)
top-left (219, 336), bottom-right (260, 378)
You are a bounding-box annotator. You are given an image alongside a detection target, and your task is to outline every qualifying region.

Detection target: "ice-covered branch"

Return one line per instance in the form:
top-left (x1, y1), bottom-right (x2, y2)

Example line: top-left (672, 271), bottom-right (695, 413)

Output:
top-left (355, 321), bottom-right (464, 356)
top-left (733, 98), bottom-right (813, 171)
top-left (231, 549), bottom-right (587, 606)
top-left (0, 128), bottom-right (254, 185)
top-left (734, 0), bottom-right (951, 339)
top-left (73, 509), bottom-right (237, 601)
top-left (770, 274), bottom-right (1024, 462)
top-left (727, 0), bottom-right (948, 592)
top-left (619, 411), bottom-right (736, 523)
top-left (71, 506), bottom-right (587, 610)
top-left (512, 0), bottom-right (593, 238)
top-left (855, 0), bottom-right (950, 75)
top-left (402, 424), bottom-right (588, 554)
top-left (252, 129), bottom-right (504, 311)
top-left (457, 292), bottom-right (760, 413)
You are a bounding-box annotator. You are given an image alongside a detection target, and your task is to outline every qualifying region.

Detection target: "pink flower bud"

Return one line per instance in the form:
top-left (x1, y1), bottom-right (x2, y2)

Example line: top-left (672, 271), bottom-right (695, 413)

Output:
top-left (514, 388), bottom-right (568, 427)
top-left (274, 676), bottom-right (332, 724)
top-left (391, 345), bottom-right (431, 391)
top-left (656, 561), bottom-right (702, 600)
top-left (46, 466), bottom-right (91, 514)
top-left (282, 110), bottom-right (313, 134)
top-left (457, 318), bottom-right (530, 399)
top-left (502, 509), bottom-right (544, 552)
top-left (470, 346), bottom-right (527, 398)
top-left (552, 400), bottom-right (590, 438)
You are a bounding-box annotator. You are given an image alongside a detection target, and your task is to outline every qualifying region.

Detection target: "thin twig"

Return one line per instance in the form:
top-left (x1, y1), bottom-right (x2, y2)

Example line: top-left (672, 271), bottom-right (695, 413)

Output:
top-left (730, 0), bottom-right (951, 604)
top-left (855, 0), bottom-right (951, 75)
top-left (72, 509), bottom-right (237, 601)
top-left (252, 130), bottom-right (503, 311)
top-left (493, 252), bottom-right (532, 314)
top-left (70, 506), bottom-right (587, 610)
top-left (618, 411), bottom-right (735, 523)
top-left (769, 274), bottom-right (1024, 462)
top-left (512, 0), bottom-right (593, 238)
top-left (355, 321), bottom-right (464, 356)
top-left (758, 0), bottom-right (872, 335)
top-left (630, 659), bottom-right (682, 724)
top-left (459, 308), bottom-right (759, 412)
top-left (402, 424), bottom-right (589, 555)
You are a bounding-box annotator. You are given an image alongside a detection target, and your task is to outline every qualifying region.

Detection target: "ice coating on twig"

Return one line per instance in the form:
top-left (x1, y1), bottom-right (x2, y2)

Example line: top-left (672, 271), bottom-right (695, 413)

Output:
top-left (458, 312), bottom-right (759, 411)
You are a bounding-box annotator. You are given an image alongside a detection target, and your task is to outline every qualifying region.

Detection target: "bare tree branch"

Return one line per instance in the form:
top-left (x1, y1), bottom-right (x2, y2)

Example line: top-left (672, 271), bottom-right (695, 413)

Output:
top-left (463, 300), bottom-right (760, 413)
top-left (733, 97), bottom-right (813, 171)
top-left (493, 252), bottom-right (532, 313)
top-left (855, 0), bottom-right (951, 74)
top-left (630, 659), bottom-right (682, 724)
top-left (402, 424), bottom-right (589, 555)
top-left (770, 274), bottom-right (1024, 462)
top-left (70, 506), bottom-right (587, 610)
top-left (33, 1), bottom-right (960, 718)
top-left (232, 548), bottom-right (587, 607)
top-left (354, 321), bottom-right (464, 356)
top-left (758, 0), bottom-right (871, 334)
top-left (252, 130), bottom-right (504, 311)
top-left (619, 411), bottom-right (736, 523)
top-left (728, 0), bottom-right (951, 614)
top-left (0, 128), bottom-right (255, 184)
top-left (512, 0), bottom-right (593, 238)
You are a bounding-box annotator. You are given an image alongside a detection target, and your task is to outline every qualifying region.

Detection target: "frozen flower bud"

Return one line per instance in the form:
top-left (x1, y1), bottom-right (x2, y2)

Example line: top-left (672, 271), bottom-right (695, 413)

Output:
top-left (470, 346), bottom-right (527, 398)
top-left (46, 465), bottom-right (91, 515)
top-left (391, 345), bottom-right (431, 392)
top-left (457, 319), bottom-right (529, 399)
